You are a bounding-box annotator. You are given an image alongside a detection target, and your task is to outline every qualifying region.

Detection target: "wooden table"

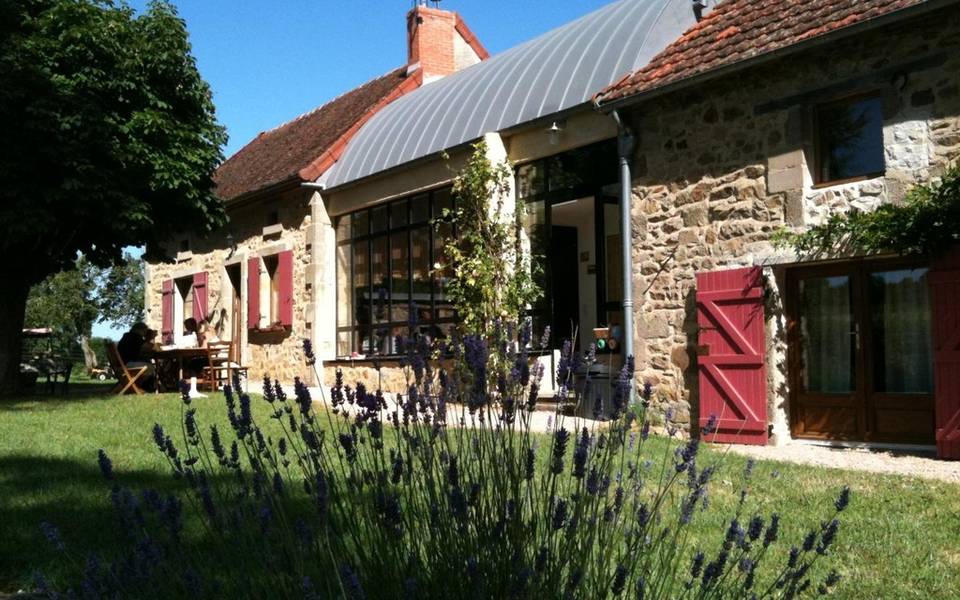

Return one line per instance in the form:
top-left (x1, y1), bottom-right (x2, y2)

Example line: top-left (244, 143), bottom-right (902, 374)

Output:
top-left (146, 347), bottom-right (213, 393)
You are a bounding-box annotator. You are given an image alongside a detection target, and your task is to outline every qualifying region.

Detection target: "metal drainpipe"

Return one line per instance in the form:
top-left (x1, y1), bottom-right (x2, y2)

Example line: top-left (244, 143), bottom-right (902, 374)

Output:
top-left (610, 109), bottom-right (636, 400)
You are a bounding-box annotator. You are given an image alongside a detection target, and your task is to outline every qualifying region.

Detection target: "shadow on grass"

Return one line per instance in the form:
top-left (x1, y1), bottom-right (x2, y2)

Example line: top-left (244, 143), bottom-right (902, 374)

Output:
top-left (0, 447), bottom-right (328, 596)
top-left (0, 453), bottom-right (187, 590)
top-left (0, 383), bottom-right (166, 412)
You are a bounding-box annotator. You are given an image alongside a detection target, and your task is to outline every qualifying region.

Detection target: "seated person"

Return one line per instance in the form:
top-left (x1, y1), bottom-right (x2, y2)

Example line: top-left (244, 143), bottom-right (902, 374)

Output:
top-left (180, 318), bottom-right (200, 349)
top-left (117, 323), bottom-right (156, 390)
top-left (182, 318), bottom-right (220, 377)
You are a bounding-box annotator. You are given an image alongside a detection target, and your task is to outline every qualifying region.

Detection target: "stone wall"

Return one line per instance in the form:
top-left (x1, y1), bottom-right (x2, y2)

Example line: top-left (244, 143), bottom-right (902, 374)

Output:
top-left (623, 8), bottom-right (960, 437)
top-left (145, 186), bottom-right (319, 385)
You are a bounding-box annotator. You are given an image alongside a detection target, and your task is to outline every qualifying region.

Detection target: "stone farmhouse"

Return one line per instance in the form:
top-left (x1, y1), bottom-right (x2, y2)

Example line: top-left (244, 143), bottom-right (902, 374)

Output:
top-left (146, 0), bottom-right (960, 459)
top-left (593, 0), bottom-right (960, 458)
top-left (144, 4), bottom-right (489, 383)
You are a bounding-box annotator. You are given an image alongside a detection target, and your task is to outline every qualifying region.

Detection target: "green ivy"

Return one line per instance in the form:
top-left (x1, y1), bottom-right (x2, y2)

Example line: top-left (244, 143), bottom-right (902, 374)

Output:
top-left (774, 163), bottom-right (960, 258)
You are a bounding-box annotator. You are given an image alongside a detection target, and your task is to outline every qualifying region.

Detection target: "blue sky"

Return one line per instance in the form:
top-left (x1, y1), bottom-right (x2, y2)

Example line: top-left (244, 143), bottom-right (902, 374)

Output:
top-left (95, 0), bottom-right (614, 339)
top-left (133, 0), bottom-right (613, 157)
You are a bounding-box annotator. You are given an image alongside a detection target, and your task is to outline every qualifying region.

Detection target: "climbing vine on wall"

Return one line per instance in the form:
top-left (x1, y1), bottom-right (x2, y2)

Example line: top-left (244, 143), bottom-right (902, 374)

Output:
top-left (775, 163), bottom-right (960, 258)
top-left (438, 141), bottom-right (542, 337)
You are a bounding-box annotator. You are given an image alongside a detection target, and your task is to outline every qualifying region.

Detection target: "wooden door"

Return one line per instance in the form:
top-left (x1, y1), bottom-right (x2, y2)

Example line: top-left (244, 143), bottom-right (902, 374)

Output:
top-left (695, 267), bottom-right (768, 445)
top-left (931, 247), bottom-right (960, 459)
top-left (788, 260), bottom-right (935, 444)
top-left (788, 265), bottom-right (864, 440)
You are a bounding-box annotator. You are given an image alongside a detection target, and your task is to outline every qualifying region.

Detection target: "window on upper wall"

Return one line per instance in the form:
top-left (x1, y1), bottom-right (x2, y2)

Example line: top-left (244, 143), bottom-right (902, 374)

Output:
top-left (815, 94), bottom-right (885, 184)
top-left (335, 188), bottom-right (455, 357)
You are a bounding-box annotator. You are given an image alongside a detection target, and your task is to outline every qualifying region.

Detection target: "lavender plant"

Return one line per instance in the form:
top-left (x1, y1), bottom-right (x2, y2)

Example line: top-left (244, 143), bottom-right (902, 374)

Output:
top-left (33, 324), bottom-right (848, 599)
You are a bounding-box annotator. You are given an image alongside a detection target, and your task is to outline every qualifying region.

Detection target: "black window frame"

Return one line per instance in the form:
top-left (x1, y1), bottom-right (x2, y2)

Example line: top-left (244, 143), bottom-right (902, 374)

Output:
top-left (814, 92), bottom-right (886, 186)
top-left (514, 139), bottom-right (620, 349)
top-left (335, 187), bottom-right (456, 357)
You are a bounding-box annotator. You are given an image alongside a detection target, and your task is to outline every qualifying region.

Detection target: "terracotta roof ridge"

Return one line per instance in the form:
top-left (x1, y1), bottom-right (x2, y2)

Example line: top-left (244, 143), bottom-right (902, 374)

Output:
top-left (595, 0), bottom-right (950, 106)
top-left (257, 65), bottom-right (407, 139)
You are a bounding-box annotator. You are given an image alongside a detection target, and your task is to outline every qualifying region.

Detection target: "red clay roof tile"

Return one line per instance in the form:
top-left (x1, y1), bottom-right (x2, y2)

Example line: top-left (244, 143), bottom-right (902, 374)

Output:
top-left (213, 66), bottom-right (411, 202)
top-left (597, 0), bottom-right (929, 105)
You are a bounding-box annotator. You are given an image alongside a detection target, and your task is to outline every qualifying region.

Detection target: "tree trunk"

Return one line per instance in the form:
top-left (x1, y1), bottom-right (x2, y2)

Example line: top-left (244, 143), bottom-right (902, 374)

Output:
top-left (80, 335), bottom-right (97, 371)
top-left (0, 280), bottom-right (30, 397)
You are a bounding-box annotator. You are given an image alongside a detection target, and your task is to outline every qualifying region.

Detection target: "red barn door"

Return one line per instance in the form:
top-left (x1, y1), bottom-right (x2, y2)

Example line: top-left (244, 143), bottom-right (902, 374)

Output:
top-left (931, 247), bottom-right (960, 460)
top-left (696, 267), bottom-right (768, 445)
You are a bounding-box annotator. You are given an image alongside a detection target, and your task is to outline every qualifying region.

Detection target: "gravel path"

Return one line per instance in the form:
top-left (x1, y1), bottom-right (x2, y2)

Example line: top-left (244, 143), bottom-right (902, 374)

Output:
top-left (296, 387), bottom-right (960, 483)
top-left (724, 441), bottom-right (960, 484)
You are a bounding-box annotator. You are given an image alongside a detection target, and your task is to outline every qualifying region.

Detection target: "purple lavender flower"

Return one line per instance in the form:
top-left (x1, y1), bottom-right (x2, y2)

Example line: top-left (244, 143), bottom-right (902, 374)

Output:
top-left (586, 467), bottom-right (601, 496)
top-left (572, 427), bottom-right (589, 479)
top-left (611, 564), bottom-right (628, 595)
top-left (552, 499), bottom-right (568, 530)
top-left (97, 449), bottom-right (113, 481)
top-left (817, 519), bottom-right (840, 554)
top-left (802, 530), bottom-right (817, 552)
top-left (303, 576), bottom-right (321, 600)
top-left (540, 326), bottom-right (551, 349)
top-left (152, 423), bottom-right (165, 453)
top-left (611, 356), bottom-right (635, 418)
top-left (556, 340), bottom-right (572, 387)
top-left (550, 427), bottom-right (570, 475)
top-left (764, 513), bottom-right (781, 547)
top-left (835, 486), bottom-right (851, 512)
top-left (184, 408), bottom-right (198, 443)
top-left (748, 515), bottom-right (764, 542)
top-left (40, 522), bottom-right (65, 552)
top-left (788, 546), bottom-right (800, 568)
top-left (293, 377), bottom-right (312, 415)
top-left (262, 375), bottom-right (275, 402)
top-left (702, 413), bottom-right (718, 436)
top-left (302, 338), bottom-right (316, 366)
top-left (339, 564), bottom-right (366, 600)
top-left (690, 551), bottom-right (705, 579)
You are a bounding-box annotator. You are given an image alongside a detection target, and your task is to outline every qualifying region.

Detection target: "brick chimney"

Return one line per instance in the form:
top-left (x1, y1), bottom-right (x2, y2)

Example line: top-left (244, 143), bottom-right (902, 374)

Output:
top-left (407, 4), bottom-right (488, 82)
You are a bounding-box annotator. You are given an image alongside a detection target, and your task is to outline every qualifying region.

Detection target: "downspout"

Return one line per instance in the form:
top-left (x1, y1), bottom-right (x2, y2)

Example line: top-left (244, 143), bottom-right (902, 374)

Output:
top-left (608, 108), bottom-right (636, 400)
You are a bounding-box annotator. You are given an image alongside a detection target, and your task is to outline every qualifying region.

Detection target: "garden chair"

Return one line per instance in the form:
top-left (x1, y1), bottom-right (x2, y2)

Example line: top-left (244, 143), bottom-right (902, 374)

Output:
top-left (204, 340), bottom-right (249, 391)
top-left (105, 341), bottom-right (148, 395)
top-left (42, 358), bottom-right (73, 396)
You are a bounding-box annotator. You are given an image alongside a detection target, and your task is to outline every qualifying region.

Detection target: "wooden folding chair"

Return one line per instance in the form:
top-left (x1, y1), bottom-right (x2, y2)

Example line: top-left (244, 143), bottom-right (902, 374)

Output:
top-left (106, 341), bottom-right (148, 395)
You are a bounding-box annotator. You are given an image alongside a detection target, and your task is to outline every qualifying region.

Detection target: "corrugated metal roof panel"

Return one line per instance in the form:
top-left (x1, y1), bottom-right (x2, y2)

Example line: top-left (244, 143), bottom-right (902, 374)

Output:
top-left (325, 0), bottom-right (702, 189)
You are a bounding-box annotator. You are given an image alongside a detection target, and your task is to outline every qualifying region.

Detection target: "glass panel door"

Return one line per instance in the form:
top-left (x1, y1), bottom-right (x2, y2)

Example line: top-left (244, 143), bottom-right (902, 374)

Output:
top-left (790, 267), bottom-right (863, 440)
top-left (864, 267), bottom-right (935, 443)
top-left (790, 261), bottom-right (936, 444)
top-left (867, 269), bottom-right (933, 394)
top-left (798, 276), bottom-right (856, 393)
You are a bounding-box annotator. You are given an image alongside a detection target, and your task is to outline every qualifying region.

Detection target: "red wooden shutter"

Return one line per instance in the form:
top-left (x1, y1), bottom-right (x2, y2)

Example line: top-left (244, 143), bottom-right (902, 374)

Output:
top-left (695, 267), bottom-right (768, 446)
top-left (161, 279), bottom-right (175, 344)
top-left (192, 271), bottom-right (208, 323)
top-left (248, 257), bottom-right (261, 331)
top-left (278, 250), bottom-right (294, 328)
top-left (931, 246), bottom-right (960, 460)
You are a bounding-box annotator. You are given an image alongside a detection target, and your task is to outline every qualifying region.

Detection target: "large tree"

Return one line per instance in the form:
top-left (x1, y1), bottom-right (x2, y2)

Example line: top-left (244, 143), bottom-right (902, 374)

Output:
top-left (0, 0), bottom-right (227, 394)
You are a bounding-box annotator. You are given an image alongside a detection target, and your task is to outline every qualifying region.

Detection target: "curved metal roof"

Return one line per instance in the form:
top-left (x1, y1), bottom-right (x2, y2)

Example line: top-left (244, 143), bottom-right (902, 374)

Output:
top-left (324, 0), bottom-right (702, 189)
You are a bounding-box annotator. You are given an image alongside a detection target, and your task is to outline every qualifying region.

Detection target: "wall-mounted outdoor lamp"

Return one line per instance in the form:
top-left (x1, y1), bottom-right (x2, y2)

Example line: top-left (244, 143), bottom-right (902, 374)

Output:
top-left (547, 120), bottom-right (565, 146)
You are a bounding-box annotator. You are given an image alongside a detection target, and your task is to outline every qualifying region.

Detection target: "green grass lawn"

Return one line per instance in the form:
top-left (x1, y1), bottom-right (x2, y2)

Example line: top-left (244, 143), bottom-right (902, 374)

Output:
top-left (1, 385), bottom-right (958, 598)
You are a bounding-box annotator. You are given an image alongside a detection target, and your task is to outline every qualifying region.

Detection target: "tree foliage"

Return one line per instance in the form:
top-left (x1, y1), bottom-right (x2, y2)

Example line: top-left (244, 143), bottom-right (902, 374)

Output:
top-left (97, 252), bottom-right (146, 329)
top-left (0, 0), bottom-right (225, 392)
top-left (775, 163), bottom-right (960, 258)
top-left (0, 0), bottom-right (227, 279)
top-left (24, 253), bottom-right (145, 362)
top-left (440, 142), bottom-right (542, 336)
